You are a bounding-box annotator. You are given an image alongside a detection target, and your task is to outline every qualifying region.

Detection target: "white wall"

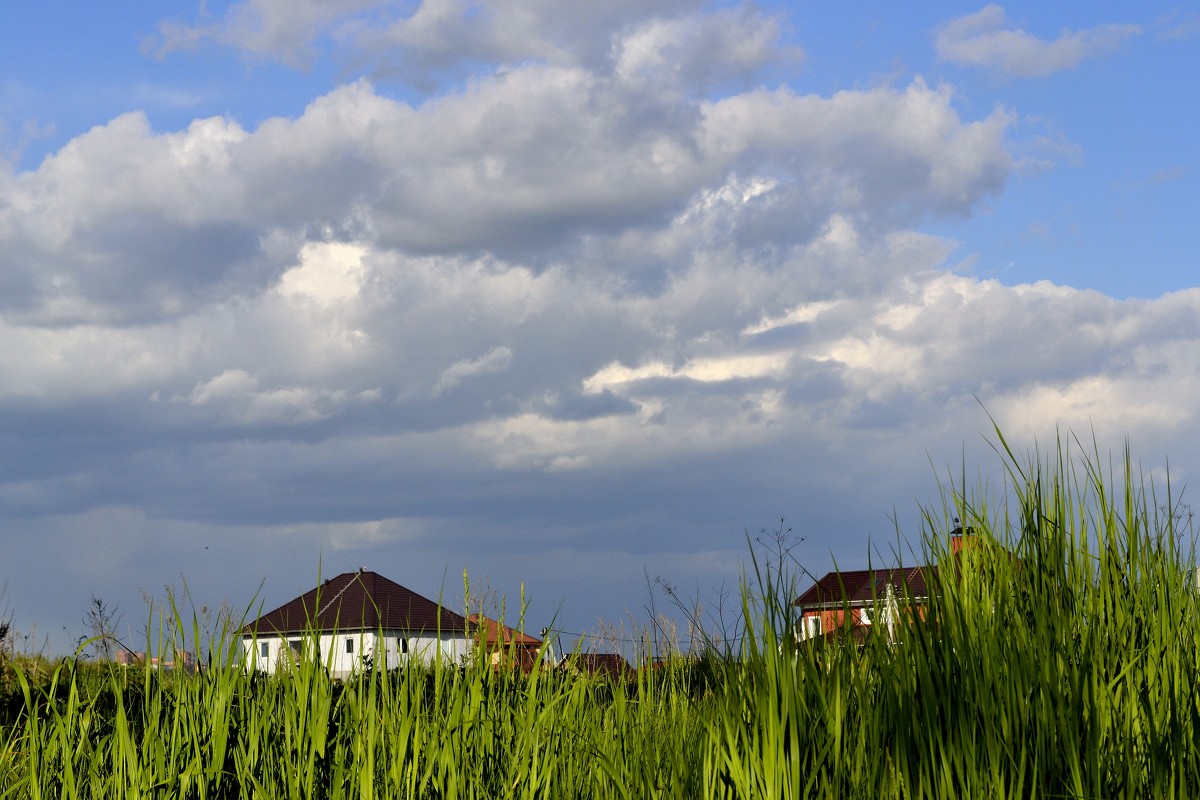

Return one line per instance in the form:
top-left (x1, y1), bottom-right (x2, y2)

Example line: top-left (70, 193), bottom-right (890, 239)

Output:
top-left (242, 629), bottom-right (471, 678)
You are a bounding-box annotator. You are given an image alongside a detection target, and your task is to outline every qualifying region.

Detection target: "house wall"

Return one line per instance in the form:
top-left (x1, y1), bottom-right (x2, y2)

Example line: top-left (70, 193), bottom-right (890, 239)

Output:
top-left (242, 629), bottom-right (470, 677)
top-left (797, 592), bottom-right (932, 645)
top-left (796, 608), bottom-right (873, 641)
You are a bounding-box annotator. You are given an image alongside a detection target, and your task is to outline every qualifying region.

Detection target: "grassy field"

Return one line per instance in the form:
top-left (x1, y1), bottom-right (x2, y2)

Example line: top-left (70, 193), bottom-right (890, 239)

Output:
top-left (3, 431), bottom-right (1200, 798)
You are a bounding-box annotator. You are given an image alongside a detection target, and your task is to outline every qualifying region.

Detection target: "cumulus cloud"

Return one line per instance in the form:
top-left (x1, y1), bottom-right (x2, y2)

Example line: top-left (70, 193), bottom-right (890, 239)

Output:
top-left (0, 50), bottom-right (1027, 563)
top-left (0, 69), bottom-right (1010, 330)
top-left (936, 5), bottom-right (1141, 77)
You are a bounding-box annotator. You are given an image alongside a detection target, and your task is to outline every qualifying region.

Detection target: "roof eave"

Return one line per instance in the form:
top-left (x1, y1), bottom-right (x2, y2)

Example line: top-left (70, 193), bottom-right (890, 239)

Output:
top-left (796, 594), bottom-right (930, 612)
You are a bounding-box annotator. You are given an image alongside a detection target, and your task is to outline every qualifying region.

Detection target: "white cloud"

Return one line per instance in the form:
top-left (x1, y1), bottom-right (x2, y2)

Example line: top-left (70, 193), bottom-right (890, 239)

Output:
top-left (0, 320), bottom-right (180, 401)
top-left (182, 369), bottom-right (378, 426)
top-left (275, 242), bottom-right (367, 304)
top-left (433, 346), bottom-right (515, 395)
top-left (1152, 11), bottom-right (1200, 41)
top-left (155, 0), bottom-right (389, 67)
top-left (583, 353), bottom-right (790, 392)
top-left (936, 5), bottom-right (1141, 77)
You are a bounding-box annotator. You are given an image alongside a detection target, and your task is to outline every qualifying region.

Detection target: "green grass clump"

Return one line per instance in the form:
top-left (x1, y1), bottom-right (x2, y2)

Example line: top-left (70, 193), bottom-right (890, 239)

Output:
top-left (3, 429), bottom-right (1200, 797)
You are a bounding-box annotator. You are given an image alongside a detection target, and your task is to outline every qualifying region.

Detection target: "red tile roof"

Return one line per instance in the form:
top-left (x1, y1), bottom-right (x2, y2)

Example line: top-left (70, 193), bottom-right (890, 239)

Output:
top-left (468, 615), bottom-right (545, 672)
top-left (793, 565), bottom-right (938, 609)
top-left (241, 570), bottom-right (468, 635)
top-left (466, 614), bottom-right (542, 647)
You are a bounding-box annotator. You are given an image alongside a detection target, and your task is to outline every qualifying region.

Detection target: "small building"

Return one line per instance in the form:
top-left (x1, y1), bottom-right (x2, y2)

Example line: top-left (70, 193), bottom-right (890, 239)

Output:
top-left (467, 613), bottom-right (545, 672)
top-left (793, 529), bottom-right (980, 644)
top-left (240, 569), bottom-right (471, 678)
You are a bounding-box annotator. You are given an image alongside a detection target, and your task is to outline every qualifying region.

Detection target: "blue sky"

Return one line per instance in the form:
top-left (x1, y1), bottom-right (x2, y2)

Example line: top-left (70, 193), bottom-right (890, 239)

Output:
top-left (1, 1), bottom-right (1198, 655)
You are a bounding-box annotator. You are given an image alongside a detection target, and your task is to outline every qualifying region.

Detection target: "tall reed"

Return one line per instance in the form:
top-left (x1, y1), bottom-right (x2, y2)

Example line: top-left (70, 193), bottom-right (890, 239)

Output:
top-left (0, 599), bottom-right (706, 797)
top-left (705, 430), bottom-right (1200, 797)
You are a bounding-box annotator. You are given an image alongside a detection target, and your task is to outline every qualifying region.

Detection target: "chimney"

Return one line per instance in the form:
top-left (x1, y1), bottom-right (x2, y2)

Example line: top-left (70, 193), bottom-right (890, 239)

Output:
top-left (950, 520), bottom-right (977, 556)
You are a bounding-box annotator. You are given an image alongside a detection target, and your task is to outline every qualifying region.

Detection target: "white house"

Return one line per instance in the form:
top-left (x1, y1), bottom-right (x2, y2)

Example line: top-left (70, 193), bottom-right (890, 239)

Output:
top-left (240, 569), bottom-right (471, 678)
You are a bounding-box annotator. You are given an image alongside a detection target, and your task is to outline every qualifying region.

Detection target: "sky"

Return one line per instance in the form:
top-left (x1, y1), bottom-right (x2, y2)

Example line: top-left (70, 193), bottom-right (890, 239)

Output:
top-left (1, 1), bottom-right (1198, 656)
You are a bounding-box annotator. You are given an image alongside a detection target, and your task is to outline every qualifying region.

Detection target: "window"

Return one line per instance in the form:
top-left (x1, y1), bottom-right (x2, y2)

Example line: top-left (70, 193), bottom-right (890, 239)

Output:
top-left (260, 642), bottom-right (269, 659)
top-left (289, 640), bottom-right (302, 658)
top-left (345, 638), bottom-right (354, 654)
top-left (399, 638), bottom-right (408, 655)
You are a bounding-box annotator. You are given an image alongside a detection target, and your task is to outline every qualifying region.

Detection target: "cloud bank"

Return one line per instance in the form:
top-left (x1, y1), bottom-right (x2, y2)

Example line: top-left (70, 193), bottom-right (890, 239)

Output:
top-left (3, 1), bottom-right (1194, 651)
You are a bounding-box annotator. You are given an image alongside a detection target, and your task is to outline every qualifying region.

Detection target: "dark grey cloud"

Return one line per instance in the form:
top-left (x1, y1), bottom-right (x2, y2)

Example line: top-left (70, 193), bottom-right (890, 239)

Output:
top-left (538, 390), bottom-right (639, 422)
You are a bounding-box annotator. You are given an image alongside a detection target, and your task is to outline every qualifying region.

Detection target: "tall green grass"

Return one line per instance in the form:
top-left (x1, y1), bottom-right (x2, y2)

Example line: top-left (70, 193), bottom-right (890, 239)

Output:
top-left (0, 597), bottom-right (708, 798)
top-left (3, 431), bottom-right (1200, 797)
top-left (704, 431), bottom-right (1200, 798)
